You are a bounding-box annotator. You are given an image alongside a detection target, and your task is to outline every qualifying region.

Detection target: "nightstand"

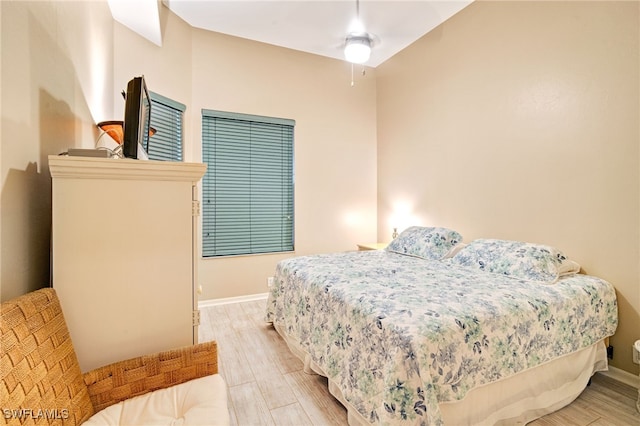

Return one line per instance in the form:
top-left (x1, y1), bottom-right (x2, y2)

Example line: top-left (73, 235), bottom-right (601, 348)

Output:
top-left (357, 243), bottom-right (388, 251)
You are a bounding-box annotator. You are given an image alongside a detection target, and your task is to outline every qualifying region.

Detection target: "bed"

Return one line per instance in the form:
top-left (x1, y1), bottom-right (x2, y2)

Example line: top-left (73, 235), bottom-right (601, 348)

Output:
top-left (265, 227), bottom-right (618, 425)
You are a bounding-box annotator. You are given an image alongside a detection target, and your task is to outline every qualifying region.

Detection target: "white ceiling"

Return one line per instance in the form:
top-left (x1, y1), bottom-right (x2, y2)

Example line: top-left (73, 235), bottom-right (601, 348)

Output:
top-left (159, 0), bottom-right (473, 67)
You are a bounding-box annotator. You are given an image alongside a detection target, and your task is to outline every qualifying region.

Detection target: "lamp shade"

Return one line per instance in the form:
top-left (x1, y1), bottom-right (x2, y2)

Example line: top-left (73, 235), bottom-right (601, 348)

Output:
top-left (97, 120), bottom-right (124, 144)
top-left (344, 34), bottom-right (371, 64)
top-left (97, 120), bottom-right (156, 145)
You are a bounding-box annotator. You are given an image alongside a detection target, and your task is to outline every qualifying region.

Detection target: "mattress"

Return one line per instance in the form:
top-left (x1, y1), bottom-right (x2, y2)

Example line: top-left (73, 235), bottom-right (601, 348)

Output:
top-left (265, 250), bottom-right (618, 425)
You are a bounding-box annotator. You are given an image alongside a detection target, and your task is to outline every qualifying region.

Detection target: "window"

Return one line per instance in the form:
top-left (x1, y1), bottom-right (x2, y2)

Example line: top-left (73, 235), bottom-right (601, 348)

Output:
top-left (201, 110), bottom-right (295, 257)
top-left (148, 92), bottom-right (185, 161)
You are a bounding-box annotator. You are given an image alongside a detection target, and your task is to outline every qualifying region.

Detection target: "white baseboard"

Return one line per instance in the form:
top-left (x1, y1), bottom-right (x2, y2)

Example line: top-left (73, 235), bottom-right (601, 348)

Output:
top-left (598, 365), bottom-right (640, 389)
top-left (198, 292), bottom-right (268, 308)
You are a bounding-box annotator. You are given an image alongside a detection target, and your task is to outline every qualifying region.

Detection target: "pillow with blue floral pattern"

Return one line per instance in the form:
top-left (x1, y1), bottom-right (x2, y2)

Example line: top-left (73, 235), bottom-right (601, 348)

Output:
top-left (447, 239), bottom-right (580, 283)
top-left (386, 226), bottom-right (463, 261)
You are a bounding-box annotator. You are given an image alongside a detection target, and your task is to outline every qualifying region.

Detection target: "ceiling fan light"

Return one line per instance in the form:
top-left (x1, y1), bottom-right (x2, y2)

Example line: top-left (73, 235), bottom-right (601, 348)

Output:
top-left (344, 35), bottom-right (371, 64)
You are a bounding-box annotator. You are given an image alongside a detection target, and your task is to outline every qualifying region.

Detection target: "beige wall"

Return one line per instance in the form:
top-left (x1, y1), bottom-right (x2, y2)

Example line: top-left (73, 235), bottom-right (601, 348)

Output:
top-left (1, 1), bottom-right (377, 302)
top-left (113, 6), bottom-right (193, 154)
top-left (1, 0), bottom-right (114, 301)
top-left (377, 1), bottom-right (639, 374)
top-left (190, 30), bottom-right (378, 299)
top-left (112, 12), bottom-right (378, 300)
top-left (3, 0), bottom-right (637, 376)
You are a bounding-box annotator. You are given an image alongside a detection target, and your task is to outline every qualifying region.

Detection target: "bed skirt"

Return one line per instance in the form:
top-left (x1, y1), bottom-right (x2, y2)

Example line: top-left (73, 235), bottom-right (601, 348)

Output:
top-left (272, 323), bottom-right (608, 425)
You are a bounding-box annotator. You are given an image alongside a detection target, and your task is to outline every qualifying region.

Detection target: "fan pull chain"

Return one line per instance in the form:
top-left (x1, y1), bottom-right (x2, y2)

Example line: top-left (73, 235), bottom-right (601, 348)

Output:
top-left (351, 63), bottom-right (355, 87)
top-left (350, 65), bottom-right (367, 87)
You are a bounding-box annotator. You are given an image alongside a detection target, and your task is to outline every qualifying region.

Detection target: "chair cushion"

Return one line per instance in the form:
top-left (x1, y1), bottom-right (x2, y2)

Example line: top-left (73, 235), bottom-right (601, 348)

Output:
top-left (83, 374), bottom-right (229, 425)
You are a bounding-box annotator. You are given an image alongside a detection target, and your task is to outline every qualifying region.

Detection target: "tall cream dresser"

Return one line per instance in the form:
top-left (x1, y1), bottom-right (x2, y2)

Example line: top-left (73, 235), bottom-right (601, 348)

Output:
top-left (49, 155), bottom-right (206, 372)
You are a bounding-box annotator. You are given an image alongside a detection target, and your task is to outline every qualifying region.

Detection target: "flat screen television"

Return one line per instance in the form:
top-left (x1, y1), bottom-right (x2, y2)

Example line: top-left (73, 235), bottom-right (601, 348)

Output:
top-left (122, 76), bottom-right (151, 159)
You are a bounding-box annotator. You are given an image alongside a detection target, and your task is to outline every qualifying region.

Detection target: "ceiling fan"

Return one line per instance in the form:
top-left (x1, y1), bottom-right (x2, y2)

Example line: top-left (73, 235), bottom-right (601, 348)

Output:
top-left (344, 0), bottom-right (378, 64)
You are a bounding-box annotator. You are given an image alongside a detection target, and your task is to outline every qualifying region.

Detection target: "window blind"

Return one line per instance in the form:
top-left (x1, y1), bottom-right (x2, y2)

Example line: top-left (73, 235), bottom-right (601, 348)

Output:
top-left (148, 92), bottom-right (185, 161)
top-left (201, 109), bottom-right (295, 257)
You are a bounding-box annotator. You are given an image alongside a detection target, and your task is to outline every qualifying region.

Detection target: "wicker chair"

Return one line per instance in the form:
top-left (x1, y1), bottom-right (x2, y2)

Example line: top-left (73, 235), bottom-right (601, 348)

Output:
top-left (1, 288), bottom-right (227, 425)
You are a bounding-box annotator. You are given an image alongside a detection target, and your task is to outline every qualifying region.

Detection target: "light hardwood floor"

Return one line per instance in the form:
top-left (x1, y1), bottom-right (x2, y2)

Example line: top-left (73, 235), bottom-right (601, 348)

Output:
top-left (198, 298), bottom-right (640, 426)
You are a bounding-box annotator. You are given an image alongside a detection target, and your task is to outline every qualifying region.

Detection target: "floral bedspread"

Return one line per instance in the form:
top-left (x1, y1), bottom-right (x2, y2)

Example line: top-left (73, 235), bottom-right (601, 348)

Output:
top-left (265, 251), bottom-right (618, 425)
